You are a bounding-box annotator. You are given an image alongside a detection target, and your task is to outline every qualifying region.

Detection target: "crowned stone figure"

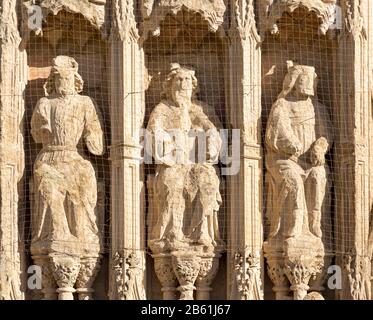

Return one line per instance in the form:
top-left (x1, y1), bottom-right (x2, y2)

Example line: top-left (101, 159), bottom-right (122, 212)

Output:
top-left (30, 56), bottom-right (104, 300)
top-left (147, 63), bottom-right (223, 254)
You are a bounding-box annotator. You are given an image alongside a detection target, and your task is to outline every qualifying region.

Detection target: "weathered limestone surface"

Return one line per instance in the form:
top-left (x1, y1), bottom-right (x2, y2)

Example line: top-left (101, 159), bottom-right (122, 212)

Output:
top-left (147, 64), bottom-right (223, 300)
top-left (30, 56), bottom-right (104, 300)
top-left (0, 0), bottom-right (28, 300)
top-left (264, 62), bottom-right (332, 300)
top-left (1, 0), bottom-right (373, 300)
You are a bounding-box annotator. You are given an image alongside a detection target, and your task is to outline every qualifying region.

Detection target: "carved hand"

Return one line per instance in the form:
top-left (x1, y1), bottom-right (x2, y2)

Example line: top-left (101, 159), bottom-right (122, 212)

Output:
top-left (206, 128), bottom-right (221, 164)
top-left (311, 137), bottom-right (329, 167)
top-left (288, 141), bottom-right (302, 157)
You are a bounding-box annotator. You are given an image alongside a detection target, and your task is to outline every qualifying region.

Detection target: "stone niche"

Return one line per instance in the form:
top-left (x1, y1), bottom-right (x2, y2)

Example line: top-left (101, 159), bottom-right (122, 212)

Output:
top-left (261, 6), bottom-right (338, 300)
top-left (143, 10), bottom-right (228, 300)
top-left (23, 11), bottom-right (110, 300)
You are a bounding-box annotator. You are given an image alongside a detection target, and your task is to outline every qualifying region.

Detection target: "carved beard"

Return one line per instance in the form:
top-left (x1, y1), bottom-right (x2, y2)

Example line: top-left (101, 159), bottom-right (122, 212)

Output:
top-left (56, 87), bottom-right (75, 96)
top-left (172, 89), bottom-right (192, 132)
top-left (55, 77), bottom-right (76, 97)
top-left (173, 89), bottom-right (193, 107)
top-left (297, 86), bottom-right (314, 97)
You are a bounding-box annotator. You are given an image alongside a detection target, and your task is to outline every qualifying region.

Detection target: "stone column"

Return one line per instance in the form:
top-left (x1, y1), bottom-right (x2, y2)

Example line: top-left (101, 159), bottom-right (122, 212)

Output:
top-left (108, 0), bottom-right (147, 300)
top-left (0, 0), bottom-right (27, 300)
top-left (369, 0), bottom-right (373, 299)
top-left (335, 0), bottom-right (371, 300)
top-left (227, 0), bottom-right (264, 300)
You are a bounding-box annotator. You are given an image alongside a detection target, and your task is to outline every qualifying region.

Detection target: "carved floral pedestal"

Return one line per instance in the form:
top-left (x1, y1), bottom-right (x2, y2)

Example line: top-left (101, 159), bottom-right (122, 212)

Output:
top-left (284, 236), bottom-right (324, 300)
top-left (264, 234), bottom-right (324, 300)
top-left (309, 252), bottom-right (334, 293)
top-left (171, 252), bottom-right (201, 300)
top-left (75, 256), bottom-right (102, 300)
top-left (153, 249), bottom-right (221, 300)
top-left (195, 254), bottom-right (221, 300)
top-left (33, 254), bottom-right (101, 300)
top-left (264, 250), bottom-right (290, 300)
top-left (50, 254), bottom-right (81, 300)
top-left (32, 255), bottom-right (58, 300)
top-left (153, 254), bottom-right (178, 300)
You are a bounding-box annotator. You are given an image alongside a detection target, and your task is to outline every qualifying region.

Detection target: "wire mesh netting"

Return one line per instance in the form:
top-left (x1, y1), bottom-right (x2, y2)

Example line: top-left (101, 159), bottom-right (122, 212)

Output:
top-left (1, 0), bottom-right (372, 300)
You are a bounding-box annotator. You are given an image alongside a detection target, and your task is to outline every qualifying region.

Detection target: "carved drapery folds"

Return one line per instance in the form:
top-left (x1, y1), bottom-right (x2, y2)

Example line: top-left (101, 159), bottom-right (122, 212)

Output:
top-left (147, 64), bottom-right (223, 300)
top-left (140, 0), bottom-right (226, 38)
top-left (259, 0), bottom-right (338, 37)
top-left (30, 56), bottom-right (104, 300)
top-left (1, 0), bottom-right (373, 301)
top-left (264, 62), bottom-right (332, 300)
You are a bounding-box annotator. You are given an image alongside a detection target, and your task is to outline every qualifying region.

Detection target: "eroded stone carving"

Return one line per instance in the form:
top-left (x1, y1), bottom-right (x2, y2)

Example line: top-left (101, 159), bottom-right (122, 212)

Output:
top-left (259, 0), bottom-right (338, 37)
top-left (141, 0), bottom-right (226, 37)
top-left (147, 63), bottom-right (223, 299)
top-left (23, 0), bottom-right (107, 35)
top-left (30, 56), bottom-right (104, 300)
top-left (264, 61), bottom-right (332, 300)
top-left (111, 251), bottom-right (146, 300)
top-left (233, 250), bottom-right (263, 300)
top-left (342, 253), bottom-right (371, 300)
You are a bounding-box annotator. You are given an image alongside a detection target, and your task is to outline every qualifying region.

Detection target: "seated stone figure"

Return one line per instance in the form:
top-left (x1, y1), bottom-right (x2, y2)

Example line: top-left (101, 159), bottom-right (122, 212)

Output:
top-left (147, 63), bottom-right (222, 254)
top-left (30, 56), bottom-right (104, 300)
top-left (265, 61), bottom-right (332, 251)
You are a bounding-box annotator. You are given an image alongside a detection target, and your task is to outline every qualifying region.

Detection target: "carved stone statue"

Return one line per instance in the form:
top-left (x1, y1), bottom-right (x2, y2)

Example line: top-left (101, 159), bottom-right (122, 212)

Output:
top-left (264, 61), bottom-right (332, 299)
top-left (147, 63), bottom-right (222, 299)
top-left (30, 56), bottom-right (104, 300)
top-left (147, 63), bottom-right (222, 253)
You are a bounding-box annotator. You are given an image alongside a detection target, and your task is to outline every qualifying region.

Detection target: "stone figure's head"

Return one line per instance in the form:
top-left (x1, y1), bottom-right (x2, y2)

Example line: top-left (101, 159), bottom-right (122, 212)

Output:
top-left (44, 56), bottom-right (84, 97)
top-left (279, 61), bottom-right (317, 99)
top-left (162, 63), bottom-right (198, 102)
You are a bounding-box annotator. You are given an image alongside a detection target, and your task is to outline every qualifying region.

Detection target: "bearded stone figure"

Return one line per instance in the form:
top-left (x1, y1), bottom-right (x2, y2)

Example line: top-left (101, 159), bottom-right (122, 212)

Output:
top-left (147, 64), bottom-right (222, 300)
top-left (147, 63), bottom-right (222, 253)
top-left (30, 56), bottom-right (104, 300)
top-left (264, 61), bottom-right (333, 299)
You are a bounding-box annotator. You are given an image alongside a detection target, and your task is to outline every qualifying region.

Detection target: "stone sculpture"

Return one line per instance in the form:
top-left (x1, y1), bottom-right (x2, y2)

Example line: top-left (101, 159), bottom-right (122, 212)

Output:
top-left (264, 61), bottom-right (332, 300)
top-left (147, 63), bottom-right (222, 299)
top-left (30, 56), bottom-right (105, 300)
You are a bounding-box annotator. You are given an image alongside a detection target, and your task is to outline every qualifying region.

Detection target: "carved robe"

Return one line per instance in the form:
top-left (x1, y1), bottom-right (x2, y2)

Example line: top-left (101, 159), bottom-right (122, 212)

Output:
top-left (265, 97), bottom-right (332, 241)
top-left (30, 95), bottom-right (104, 258)
top-left (147, 99), bottom-right (222, 249)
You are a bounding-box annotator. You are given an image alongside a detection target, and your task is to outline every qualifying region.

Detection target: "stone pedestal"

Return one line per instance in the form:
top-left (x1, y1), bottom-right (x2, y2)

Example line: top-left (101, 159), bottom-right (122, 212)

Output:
top-left (263, 249), bottom-right (290, 300)
top-left (195, 254), bottom-right (220, 300)
top-left (153, 254), bottom-right (178, 300)
top-left (171, 252), bottom-right (201, 300)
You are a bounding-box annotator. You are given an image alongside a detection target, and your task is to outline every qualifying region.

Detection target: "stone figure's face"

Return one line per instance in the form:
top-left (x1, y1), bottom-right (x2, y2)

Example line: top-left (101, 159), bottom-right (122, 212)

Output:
top-left (54, 71), bottom-right (75, 96)
top-left (171, 70), bottom-right (194, 102)
top-left (294, 72), bottom-right (315, 97)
